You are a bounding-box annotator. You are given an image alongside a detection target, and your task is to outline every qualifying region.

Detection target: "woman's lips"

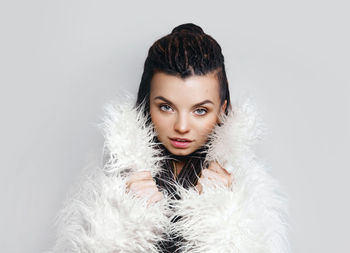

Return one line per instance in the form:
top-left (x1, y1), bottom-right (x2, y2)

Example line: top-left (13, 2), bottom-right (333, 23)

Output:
top-left (169, 137), bottom-right (192, 148)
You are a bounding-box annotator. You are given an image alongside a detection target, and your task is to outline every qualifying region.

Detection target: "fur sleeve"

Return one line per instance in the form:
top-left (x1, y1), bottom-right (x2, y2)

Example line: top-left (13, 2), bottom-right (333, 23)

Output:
top-left (171, 161), bottom-right (290, 253)
top-left (47, 168), bottom-right (171, 253)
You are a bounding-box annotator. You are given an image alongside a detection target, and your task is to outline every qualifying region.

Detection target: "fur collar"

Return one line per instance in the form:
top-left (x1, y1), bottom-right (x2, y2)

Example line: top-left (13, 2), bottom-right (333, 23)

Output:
top-left (98, 91), bottom-right (265, 176)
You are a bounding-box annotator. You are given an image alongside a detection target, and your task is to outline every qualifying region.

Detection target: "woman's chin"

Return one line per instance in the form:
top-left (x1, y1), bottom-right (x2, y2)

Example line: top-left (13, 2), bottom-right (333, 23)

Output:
top-left (166, 146), bottom-right (194, 156)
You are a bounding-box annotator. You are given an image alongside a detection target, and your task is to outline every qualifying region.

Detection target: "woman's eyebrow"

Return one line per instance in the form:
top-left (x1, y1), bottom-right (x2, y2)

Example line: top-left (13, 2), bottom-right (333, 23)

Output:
top-left (154, 96), bottom-right (214, 107)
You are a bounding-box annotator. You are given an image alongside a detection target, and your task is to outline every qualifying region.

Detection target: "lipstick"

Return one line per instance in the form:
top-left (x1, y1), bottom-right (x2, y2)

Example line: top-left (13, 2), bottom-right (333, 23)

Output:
top-left (169, 137), bottom-right (192, 148)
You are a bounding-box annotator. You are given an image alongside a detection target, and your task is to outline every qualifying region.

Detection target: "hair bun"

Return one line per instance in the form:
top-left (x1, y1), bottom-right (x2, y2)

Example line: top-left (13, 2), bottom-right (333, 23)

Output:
top-left (171, 23), bottom-right (204, 34)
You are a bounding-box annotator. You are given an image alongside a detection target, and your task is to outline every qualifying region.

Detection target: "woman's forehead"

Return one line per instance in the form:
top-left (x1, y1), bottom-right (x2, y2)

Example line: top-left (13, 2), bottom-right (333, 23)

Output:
top-left (150, 72), bottom-right (221, 104)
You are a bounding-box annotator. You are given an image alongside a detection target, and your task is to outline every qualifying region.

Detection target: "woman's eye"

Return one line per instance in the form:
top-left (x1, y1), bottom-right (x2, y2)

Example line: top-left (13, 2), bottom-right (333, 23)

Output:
top-left (159, 104), bottom-right (173, 112)
top-left (195, 108), bottom-right (207, 115)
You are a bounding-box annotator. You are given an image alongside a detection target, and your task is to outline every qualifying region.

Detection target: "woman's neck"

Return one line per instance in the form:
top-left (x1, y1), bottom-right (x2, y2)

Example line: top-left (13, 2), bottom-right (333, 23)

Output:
top-left (174, 160), bottom-right (185, 177)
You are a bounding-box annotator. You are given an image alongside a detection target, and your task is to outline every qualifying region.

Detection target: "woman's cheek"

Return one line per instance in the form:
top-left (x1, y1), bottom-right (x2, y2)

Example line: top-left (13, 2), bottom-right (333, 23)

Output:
top-left (151, 111), bottom-right (165, 130)
top-left (199, 117), bottom-right (217, 134)
top-left (153, 117), bottom-right (171, 141)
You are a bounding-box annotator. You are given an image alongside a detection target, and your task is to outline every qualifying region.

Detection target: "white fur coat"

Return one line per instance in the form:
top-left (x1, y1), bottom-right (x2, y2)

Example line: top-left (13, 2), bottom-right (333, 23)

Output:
top-left (47, 94), bottom-right (290, 253)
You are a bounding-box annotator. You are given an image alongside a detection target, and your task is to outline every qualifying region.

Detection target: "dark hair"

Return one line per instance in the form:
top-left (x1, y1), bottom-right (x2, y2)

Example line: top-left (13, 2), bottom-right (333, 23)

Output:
top-left (136, 23), bottom-right (231, 119)
top-left (134, 23), bottom-right (232, 252)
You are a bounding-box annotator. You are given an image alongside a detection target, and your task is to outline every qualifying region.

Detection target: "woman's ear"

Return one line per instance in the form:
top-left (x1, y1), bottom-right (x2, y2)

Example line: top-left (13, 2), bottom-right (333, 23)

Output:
top-left (217, 100), bottom-right (227, 124)
top-left (221, 100), bottom-right (227, 114)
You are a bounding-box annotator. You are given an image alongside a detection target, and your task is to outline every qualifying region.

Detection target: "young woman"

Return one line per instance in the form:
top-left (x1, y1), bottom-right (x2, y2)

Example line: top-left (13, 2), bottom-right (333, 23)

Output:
top-left (48, 23), bottom-right (290, 253)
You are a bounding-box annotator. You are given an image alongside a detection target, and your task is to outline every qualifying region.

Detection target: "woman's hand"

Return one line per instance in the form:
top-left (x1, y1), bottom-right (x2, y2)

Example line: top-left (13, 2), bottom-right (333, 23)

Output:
top-left (126, 170), bottom-right (164, 205)
top-left (195, 161), bottom-right (233, 194)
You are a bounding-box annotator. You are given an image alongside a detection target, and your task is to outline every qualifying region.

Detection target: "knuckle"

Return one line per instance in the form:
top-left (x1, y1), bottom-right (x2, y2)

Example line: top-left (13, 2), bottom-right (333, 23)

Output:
top-left (129, 182), bottom-right (140, 192)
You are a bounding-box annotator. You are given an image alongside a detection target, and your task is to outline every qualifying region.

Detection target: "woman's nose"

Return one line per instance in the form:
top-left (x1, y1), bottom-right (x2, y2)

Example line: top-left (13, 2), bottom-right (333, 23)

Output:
top-left (174, 113), bottom-right (190, 134)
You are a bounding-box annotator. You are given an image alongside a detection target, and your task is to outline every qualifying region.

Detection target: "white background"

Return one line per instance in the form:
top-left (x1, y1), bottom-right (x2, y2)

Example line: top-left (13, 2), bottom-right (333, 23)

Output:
top-left (1, 1), bottom-right (349, 252)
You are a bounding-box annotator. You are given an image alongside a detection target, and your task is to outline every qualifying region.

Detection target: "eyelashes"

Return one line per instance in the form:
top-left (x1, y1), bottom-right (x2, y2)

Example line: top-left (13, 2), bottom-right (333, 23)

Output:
top-left (159, 104), bottom-right (172, 112)
top-left (195, 108), bottom-right (208, 115)
top-left (159, 104), bottom-right (208, 116)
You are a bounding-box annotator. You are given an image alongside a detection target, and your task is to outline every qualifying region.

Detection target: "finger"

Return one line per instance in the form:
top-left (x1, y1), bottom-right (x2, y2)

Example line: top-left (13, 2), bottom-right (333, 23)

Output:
top-left (147, 191), bottom-right (164, 204)
top-left (195, 181), bottom-right (203, 194)
top-left (130, 183), bottom-right (160, 198)
top-left (202, 169), bottom-right (230, 187)
top-left (126, 171), bottom-right (152, 187)
top-left (128, 179), bottom-right (157, 192)
top-left (207, 161), bottom-right (231, 176)
top-left (128, 171), bottom-right (152, 181)
top-left (132, 187), bottom-right (153, 198)
top-left (146, 191), bottom-right (163, 207)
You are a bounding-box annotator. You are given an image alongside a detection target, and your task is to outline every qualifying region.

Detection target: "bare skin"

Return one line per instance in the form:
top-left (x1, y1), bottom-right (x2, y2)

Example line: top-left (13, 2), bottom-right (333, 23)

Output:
top-left (126, 171), bottom-right (163, 205)
top-left (194, 161), bottom-right (233, 194)
top-left (126, 72), bottom-right (232, 205)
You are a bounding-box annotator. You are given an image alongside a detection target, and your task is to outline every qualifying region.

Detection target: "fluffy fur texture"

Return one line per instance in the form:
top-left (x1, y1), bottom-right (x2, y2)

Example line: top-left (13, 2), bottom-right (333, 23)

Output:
top-left (47, 93), bottom-right (290, 253)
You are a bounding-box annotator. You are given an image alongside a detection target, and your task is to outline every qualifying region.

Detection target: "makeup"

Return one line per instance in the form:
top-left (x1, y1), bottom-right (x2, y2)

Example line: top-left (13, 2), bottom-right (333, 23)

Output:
top-left (169, 138), bottom-right (192, 148)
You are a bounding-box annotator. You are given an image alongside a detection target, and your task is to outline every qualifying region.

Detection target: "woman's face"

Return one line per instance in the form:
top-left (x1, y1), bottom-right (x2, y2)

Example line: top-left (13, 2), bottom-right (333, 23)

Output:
top-left (150, 72), bottom-right (227, 156)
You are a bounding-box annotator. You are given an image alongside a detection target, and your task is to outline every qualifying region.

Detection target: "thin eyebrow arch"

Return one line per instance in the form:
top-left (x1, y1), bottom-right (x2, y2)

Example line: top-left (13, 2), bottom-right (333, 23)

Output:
top-left (154, 96), bottom-right (214, 109)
